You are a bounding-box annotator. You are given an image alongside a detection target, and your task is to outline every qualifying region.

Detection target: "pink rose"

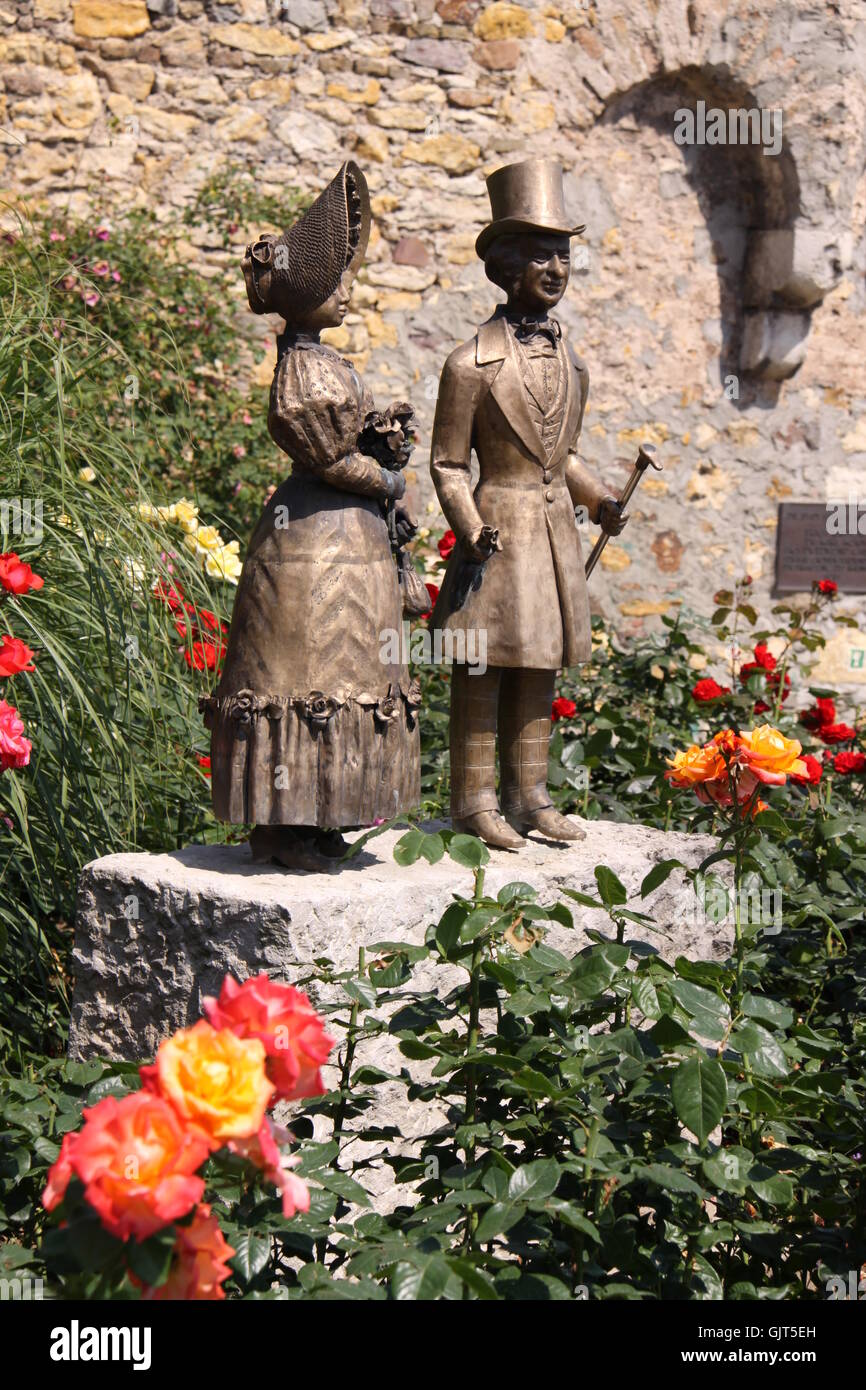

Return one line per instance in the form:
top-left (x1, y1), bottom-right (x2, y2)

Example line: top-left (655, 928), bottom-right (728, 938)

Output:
top-left (0, 700), bottom-right (31, 771)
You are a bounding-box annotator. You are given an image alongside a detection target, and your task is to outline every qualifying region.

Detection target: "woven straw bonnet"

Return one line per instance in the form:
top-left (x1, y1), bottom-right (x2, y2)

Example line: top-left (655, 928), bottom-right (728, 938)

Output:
top-left (241, 160), bottom-right (371, 319)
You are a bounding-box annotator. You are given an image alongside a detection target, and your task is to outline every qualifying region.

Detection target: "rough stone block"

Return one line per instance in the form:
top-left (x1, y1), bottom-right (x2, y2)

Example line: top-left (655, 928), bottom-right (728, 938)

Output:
top-left (70, 818), bottom-right (732, 1063)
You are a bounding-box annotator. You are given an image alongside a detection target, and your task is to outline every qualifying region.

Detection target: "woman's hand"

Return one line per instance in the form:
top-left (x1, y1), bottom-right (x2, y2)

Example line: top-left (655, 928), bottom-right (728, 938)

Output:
top-left (394, 503), bottom-right (417, 546)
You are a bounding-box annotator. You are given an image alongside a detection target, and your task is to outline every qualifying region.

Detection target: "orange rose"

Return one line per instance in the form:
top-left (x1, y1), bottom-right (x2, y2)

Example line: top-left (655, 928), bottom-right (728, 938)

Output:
top-left (146, 1204), bottom-right (235, 1301)
top-left (203, 973), bottom-right (334, 1101)
top-left (737, 724), bottom-right (807, 785)
top-left (42, 1092), bottom-right (209, 1242)
top-left (665, 741), bottom-right (728, 787)
top-left (147, 1020), bottom-right (275, 1145)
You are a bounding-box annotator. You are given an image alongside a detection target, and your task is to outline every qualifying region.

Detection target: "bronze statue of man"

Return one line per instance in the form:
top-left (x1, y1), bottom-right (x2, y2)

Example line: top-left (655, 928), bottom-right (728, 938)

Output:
top-left (429, 158), bottom-right (627, 851)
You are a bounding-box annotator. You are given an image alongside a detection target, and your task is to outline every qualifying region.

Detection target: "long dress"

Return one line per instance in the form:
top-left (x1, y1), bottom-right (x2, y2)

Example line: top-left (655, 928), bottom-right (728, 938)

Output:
top-left (201, 335), bottom-right (420, 827)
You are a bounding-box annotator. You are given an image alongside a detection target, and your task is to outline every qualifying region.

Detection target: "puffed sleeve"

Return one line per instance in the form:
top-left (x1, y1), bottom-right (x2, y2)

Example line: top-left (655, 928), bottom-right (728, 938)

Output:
top-left (268, 348), bottom-right (396, 499)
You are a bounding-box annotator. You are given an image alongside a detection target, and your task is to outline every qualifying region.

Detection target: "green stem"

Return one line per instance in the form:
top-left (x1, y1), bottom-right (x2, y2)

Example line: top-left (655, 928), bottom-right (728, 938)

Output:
top-left (332, 945), bottom-right (365, 1154)
top-left (463, 865), bottom-right (485, 1255)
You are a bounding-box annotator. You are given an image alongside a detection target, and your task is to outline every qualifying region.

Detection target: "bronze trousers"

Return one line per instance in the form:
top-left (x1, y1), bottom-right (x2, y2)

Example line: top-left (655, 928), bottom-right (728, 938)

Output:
top-left (449, 664), bottom-right (555, 820)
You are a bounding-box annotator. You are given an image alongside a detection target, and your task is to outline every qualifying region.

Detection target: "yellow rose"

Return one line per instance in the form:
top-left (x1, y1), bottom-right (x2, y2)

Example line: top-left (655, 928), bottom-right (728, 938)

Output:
top-left (737, 725), bottom-right (806, 785)
top-left (192, 525), bottom-right (222, 552)
top-left (205, 546), bottom-right (242, 583)
top-left (156, 504), bottom-right (177, 524)
top-left (153, 1020), bottom-right (274, 1146)
top-left (139, 502), bottom-right (161, 524)
top-left (173, 499), bottom-right (200, 533)
top-left (78, 466), bottom-right (96, 483)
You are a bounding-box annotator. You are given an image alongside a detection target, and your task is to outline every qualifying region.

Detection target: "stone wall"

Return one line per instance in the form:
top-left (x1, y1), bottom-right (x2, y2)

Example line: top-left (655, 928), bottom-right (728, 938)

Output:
top-left (3, 0), bottom-right (866, 666)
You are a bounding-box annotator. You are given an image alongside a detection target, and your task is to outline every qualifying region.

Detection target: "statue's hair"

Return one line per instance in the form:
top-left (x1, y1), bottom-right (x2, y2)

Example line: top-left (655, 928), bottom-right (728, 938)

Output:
top-left (482, 235), bottom-right (527, 294)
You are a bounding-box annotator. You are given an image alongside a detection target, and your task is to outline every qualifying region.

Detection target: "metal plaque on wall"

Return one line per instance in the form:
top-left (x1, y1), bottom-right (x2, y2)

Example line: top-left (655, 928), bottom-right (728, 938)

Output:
top-left (774, 502), bottom-right (866, 594)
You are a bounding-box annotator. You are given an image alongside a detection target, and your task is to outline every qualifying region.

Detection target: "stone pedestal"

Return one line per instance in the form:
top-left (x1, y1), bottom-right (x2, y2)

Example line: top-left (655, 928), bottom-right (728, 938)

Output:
top-left (70, 818), bottom-right (731, 1061)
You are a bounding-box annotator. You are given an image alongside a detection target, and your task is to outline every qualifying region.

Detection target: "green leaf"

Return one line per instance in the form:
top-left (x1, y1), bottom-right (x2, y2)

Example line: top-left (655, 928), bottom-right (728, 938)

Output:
top-left (393, 828), bottom-right (426, 866)
top-left (640, 858), bottom-right (684, 897)
top-left (317, 1169), bottom-right (372, 1206)
top-left (392, 1256), bottom-right (452, 1301)
top-left (742, 993), bottom-right (794, 1030)
top-left (447, 834), bottom-right (489, 869)
top-left (229, 1231), bottom-right (272, 1284)
top-left (638, 1163), bottom-right (702, 1195)
top-left (475, 1201), bottom-right (526, 1242)
top-left (507, 1159), bottom-right (560, 1203)
top-left (435, 901), bottom-right (468, 958)
top-left (631, 974), bottom-right (662, 1019)
top-left (126, 1229), bottom-right (176, 1289)
top-left (732, 1022), bottom-right (789, 1078)
top-left (671, 1055), bottom-right (727, 1146)
top-left (594, 864), bottom-right (628, 906)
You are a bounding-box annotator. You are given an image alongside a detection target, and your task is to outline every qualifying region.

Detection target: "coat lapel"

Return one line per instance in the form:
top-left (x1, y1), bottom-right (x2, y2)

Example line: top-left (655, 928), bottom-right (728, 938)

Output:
top-left (550, 336), bottom-right (580, 462)
top-left (477, 316), bottom-right (546, 465)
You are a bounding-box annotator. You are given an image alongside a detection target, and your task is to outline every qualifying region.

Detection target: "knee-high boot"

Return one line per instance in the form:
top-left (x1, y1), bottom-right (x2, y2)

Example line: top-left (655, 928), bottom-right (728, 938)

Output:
top-left (499, 668), bottom-right (585, 842)
top-left (449, 664), bottom-right (524, 850)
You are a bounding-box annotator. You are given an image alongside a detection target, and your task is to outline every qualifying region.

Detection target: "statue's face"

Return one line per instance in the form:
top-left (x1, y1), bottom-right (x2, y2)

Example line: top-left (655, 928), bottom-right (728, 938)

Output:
top-left (511, 233), bottom-right (571, 313)
top-left (296, 274), bottom-right (352, 331)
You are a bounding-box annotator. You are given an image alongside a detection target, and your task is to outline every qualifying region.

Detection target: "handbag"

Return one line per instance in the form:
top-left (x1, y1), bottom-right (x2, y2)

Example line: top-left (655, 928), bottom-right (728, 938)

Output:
top-left (397, 548), bottom-right (432, 618)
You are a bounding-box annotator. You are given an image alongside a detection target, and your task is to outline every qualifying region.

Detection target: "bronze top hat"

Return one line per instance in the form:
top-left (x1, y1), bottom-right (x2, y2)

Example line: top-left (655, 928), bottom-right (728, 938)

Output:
top-left (242, 159), bottom-right (371, 319)
top-left (475, 158), bottom-right (585, 259)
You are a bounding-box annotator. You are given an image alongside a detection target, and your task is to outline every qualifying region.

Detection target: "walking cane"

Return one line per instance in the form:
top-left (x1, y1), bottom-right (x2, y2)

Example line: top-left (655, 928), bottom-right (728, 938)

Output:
top-left (584, 443), bottom-right (663, 580)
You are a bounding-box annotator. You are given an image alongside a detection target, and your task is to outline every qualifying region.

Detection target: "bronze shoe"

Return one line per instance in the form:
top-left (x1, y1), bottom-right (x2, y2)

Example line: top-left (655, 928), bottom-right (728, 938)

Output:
top-left (507, 806), bottom-right (586, 842)
top-left (249, 825), bottom-right (334, 872)
top-left (453, 810), bottom-right (526, 851)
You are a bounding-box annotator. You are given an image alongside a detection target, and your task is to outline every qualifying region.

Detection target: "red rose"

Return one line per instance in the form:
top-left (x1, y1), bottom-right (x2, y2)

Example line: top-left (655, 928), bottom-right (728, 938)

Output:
top-left (818, 722), bottom-right (856, 745)
top-left (0, 553), bottom-right (44, 595)
top-left (154, 579), bottom-right (187, 613)
top-left (833, 750), bottom-right (866, 774)
top-left (551, 697), bottom-right (577, 722)
top-left (184, 640), bottom-right (225, 672)
top-left (791, 753), bottom-right (823, 785)
top-left (0, 635), bottom-right (36, 677)
top-left (198, 755), bottom-right (211, 776)
top-left (437, 529), bottom-right (456, 560)
top-left (800, 698), bottom-right (836, 731)
top-left (421, 581), bottom-right (439, 619)
top-left (817, 578), bottom-right (838, 595)
top-left (691, 678), bottom-right (731, 702)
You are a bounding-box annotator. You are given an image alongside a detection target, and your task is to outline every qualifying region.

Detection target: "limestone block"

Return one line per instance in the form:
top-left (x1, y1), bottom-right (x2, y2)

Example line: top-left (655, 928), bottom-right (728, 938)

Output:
top-left (73, 0), bottom-right (150, 39)
top-left (70, 819), bottom-right (732, 1063)
top-left (400, 131), bottom-right (480, 173)
top-left (473, 3), bottom-right (535, 40)
top-left (401, 38), bottom-right (470, 72)
top-left (743, 227), bottom-right (843, 310)
top-left (740, 309), bottom-right (811, 380)
top-left (209, 24), bottom-right (301, 58)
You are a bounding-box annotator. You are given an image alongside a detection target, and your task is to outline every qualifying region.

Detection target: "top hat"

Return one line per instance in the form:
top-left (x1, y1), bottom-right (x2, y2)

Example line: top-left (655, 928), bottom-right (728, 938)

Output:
top-left (242, 160), bottom-right (371, 319)
top-left (475, 158), bottom-right (585, 259)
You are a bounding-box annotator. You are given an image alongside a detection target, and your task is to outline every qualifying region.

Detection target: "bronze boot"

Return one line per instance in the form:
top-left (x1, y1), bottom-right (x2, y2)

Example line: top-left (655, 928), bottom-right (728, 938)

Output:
top-left (500, 668), bottom-right (586, 842)
top-left (450, 664), bottom-right (525, 851)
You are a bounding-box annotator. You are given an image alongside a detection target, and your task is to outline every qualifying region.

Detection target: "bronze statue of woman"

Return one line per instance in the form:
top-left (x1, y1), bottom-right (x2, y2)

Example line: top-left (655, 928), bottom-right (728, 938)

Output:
top-left (201, 161), bottom-right (420, 871)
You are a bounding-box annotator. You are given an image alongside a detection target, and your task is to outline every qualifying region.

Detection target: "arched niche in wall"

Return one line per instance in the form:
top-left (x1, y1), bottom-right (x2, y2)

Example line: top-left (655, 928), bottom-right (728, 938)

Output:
top-left (599, 67), bottom-right (841, 402)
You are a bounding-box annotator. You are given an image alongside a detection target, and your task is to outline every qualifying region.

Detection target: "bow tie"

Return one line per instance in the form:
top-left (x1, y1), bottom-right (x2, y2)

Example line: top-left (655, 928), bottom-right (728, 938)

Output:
top-left (511, 316), bottom-right (561, 348)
